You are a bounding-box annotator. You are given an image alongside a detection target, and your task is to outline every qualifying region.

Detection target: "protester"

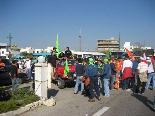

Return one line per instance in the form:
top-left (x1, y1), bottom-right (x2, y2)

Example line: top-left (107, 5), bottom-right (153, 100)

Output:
top-left (98, 59), bottom-right (104, 87)
top-left (0, 59), bottom-right (5, 70)
top-left (48, 51), bottom-right (57, 68)
top-left (134, 58), bottom-right (148, 94)
top-left (65, 47), bottom-right (72, 59)
top-left (122, 56), bottom-right (133, 90)
top-left (132, 57), bottom-right (139, 85)
top-left (82, 59), bottom-right (90, 97)
top-left (59, 51), bottom-right (65, 59)
top-left (110, 58), bottom-right (117, 90)
top-left (145, 57), bottom-right (155, 90)
top-left (100, 59), bottom-right (111, 97)
top-left (85, 58), bottom-right (101, 102)
top-left (74, 58), bottom-right (84, 95)
top-left (25, 58), bottom-right (32, 80)
top-left (9, 60), bottom-right (19, 91)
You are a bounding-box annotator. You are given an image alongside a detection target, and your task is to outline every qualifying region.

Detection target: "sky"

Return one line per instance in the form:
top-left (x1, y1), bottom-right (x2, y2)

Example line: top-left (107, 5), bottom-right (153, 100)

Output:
top-left (0, 0), bottom-right (155, 51)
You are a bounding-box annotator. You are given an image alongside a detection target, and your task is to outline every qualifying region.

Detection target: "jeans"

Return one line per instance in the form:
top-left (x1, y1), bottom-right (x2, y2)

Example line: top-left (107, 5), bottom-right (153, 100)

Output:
top-left (74, 76), bottom-right (84, 93)
top-left (27, 68), bottom-right (31, 79)
top-left (146, 73), bottom-right (155, 90)
top-left (89, 76), bottom-right (100, 99)
top-left (123, 78), bottom-right (129, 89)
top-left (11, 78), bottom-right (19, 91)
top-left (110, 74), bottom-right (116, 89)
top-left (134, 75), bottom-right (146, 93)
top-left (133, 72), bottom-right (137, 85)
top-left (102, 78), bottom-right (110, 97)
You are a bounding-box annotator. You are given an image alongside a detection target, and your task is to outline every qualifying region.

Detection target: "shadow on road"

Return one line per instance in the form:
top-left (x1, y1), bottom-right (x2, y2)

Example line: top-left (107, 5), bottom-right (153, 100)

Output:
top-left (132, 94), bottom-right (154, 111)
top-left (48, 89), bottom-right (59, 99)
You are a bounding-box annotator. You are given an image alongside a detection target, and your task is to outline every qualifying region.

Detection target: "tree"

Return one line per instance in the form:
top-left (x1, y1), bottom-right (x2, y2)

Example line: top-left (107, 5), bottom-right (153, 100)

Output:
top-left (133, 42), bottom-right (144, 52)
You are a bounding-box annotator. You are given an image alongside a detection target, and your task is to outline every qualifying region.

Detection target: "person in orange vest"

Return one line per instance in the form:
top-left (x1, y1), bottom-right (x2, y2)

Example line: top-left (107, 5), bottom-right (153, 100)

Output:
top-left (0, 59), bottom-right (5, 70)
top-left (115, 57), bottom-right (123, 90)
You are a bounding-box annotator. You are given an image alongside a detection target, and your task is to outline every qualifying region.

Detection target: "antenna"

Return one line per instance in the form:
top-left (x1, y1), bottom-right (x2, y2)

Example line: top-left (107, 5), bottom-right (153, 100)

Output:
top-left (119, 32), bottom-right (120, 50)
top-left (7, 33), bottom-right (13, 59)
top-left (79, 29), bottom-right (81, 51)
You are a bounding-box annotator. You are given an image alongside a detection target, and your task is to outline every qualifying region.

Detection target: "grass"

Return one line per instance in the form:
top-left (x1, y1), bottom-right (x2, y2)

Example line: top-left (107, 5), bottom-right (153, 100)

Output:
top-left (0, 88), bottom-right (40, 114)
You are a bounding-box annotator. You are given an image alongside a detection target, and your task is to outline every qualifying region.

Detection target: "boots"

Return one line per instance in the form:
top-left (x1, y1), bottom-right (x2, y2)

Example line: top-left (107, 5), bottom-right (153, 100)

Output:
top-left (88, 98), bottom-right (95, 102)
top-left (98, 96), bottom-right (101, 101)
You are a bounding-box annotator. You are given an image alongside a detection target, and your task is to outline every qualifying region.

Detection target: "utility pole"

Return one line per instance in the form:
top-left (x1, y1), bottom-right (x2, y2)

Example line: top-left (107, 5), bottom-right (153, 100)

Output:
top-left (79, 29), bottom-right (81, 51)
top-left (119, 32), bottom-right (120, 50)
top-left (7, 33), bottom-right (13, 59)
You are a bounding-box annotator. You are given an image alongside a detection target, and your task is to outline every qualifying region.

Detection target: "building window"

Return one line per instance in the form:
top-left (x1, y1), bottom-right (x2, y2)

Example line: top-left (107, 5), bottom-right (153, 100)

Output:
top-left (2, 51), bottom-right (4, 54)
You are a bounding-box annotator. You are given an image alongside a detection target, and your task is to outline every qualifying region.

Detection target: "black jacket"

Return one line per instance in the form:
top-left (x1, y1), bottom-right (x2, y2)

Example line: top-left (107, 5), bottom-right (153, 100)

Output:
top-left (48, 55), bottom-right (57, 68)
top-left (65, 50), bottom-right (72, 59)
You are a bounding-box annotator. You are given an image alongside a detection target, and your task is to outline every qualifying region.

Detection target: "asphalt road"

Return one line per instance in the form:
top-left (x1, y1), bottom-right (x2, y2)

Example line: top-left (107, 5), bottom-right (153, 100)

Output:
top-left (19, 83), bottom-right (155, 116)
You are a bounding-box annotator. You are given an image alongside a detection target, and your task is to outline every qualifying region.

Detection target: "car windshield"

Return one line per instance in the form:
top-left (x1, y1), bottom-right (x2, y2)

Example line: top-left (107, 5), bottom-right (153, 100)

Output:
top-left (1, 59), bottom-right (11, 65)
top-left (57, 60), bottom-right (76, 67)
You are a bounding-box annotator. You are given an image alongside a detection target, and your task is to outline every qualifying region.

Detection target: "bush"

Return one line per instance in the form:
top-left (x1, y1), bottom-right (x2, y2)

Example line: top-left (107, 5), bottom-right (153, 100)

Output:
top-left (0, 88), bottom-right (39, 114)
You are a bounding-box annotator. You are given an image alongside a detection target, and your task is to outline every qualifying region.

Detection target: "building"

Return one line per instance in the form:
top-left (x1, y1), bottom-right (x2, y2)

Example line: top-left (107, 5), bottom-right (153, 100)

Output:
top-left (20, 47), bottom-right (34, 53)
top-left (124, 42), bottom-right (132, 51)
top-left (35, 47), bottom-right (53, 53)
top-left (11, 45), bottom-right (21, 57)
top-left (97, 37), bottom-right (120, 52)
top-left (0, 43), bottom-right (9, 58)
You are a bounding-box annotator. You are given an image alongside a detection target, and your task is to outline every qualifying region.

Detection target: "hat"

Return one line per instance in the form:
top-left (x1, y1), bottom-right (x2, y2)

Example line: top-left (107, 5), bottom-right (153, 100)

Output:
top-left (89, 58), bottom-right (94, 65)
top-left (104, 59), bottom-right (109, 63)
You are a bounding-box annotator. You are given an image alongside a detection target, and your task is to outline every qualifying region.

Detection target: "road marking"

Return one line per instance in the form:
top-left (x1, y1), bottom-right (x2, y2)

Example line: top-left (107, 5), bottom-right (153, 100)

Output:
top-left (92, 107), bottom-right (110, 116)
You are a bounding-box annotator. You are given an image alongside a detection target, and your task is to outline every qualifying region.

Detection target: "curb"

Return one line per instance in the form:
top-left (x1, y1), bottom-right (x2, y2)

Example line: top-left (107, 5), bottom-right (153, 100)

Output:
top-left (0, 98), bottom-right (56, 116)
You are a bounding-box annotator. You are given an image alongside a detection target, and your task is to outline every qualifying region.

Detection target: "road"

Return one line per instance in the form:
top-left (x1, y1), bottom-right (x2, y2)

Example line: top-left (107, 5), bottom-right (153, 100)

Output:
top-left (19, 83), bottom-right (155, 116)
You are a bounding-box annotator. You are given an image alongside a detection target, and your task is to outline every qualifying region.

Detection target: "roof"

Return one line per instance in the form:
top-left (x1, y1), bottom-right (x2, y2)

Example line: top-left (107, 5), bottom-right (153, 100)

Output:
top-left (0, 43), bottom-right (7, 46)
top-left (33, 53), bottom-right (51, 56)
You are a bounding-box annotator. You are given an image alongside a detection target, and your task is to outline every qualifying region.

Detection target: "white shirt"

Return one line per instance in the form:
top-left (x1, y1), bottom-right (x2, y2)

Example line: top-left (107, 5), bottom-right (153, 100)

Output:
top-left (137, 62), bottom-right (148, 73)
top-left (18, 61), bottom-right (23, 69)
top-left (122, 60), bottom-right (133, 72)
top-left (26, 60), bottom-right (31, 69)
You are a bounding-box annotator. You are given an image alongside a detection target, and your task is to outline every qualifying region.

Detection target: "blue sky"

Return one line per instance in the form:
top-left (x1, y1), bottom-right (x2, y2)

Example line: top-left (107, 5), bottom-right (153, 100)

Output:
top-left (0, 0), bottom-right (155, 51)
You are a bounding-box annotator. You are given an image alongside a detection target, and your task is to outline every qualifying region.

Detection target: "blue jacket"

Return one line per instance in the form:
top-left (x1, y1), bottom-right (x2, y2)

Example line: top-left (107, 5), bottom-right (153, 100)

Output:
top-left (132, 60), bottom-right (138, 73)
top-left (76, 63), bottom-right (84, 76)
top-left (85, 64), bottom-right (98, 78)
top-left (100, 63), bottom-right (111, 79)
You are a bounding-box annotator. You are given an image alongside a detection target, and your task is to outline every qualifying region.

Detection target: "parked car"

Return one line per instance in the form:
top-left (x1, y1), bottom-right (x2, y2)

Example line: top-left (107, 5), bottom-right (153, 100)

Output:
top-left (54, 59), bottom-right (76, 89)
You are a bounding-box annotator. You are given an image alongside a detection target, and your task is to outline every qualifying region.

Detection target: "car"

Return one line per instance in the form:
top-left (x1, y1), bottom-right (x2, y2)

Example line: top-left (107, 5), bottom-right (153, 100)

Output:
top-left (54, 59), bottom-right (76, 89)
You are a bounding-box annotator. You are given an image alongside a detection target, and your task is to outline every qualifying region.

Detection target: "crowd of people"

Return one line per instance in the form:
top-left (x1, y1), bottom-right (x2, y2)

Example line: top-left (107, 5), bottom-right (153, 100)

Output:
top-left (74, 55), bottom-right (155, 102)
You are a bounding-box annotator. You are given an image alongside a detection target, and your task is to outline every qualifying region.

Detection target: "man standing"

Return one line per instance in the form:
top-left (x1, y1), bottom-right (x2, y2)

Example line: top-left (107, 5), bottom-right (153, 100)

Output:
top-left (0, 59), bottom-right (5, 70)
top-left (74, 58), bottom-right (84, 94)
top-left (65, 47), bottom-right (72, 59)
top-left (9, 60), bottom-right (19, 91)
top-left (134, 59), bottom-right (148, 94)
top-left (132, 57), bottom-right (139, 85)
top-left (145, 57), bottom-right (155, 90)
top-left (100, 59), bottom-right (111, 97)
top-left (25, 58), bottom-right (32, 80)
top-left (48, 51), bottom-right (57, 79)
top-left (110, 58), bottom-right (116, 90)
top-left (122, 56), bottom-right (133, 90)
top-left (85, 58), bottom-right (101, 102)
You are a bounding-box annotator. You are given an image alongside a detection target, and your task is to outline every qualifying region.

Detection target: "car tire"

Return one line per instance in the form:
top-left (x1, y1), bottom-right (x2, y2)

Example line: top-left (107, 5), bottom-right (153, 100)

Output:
top-left (58, 78), bottom-right (65, 89)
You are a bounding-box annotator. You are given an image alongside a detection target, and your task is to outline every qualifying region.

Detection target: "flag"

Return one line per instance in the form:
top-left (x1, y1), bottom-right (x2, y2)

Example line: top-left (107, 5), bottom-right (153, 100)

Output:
top-left (109, 49), bottom-right (112, 56)
top-left (125, 48), bottom-right (133, 58)
top-left (64, 59), bottom-right (69, 76)
top-left (56, 34), bottom-right (60, 58)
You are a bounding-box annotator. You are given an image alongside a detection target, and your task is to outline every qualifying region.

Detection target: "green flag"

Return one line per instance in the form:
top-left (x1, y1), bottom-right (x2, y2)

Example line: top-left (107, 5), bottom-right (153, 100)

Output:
top-left (109, 50), bottom-right (112, 56)
top-left (64, 59), bottom-right (69, 76)
top-left (56, 34), bottom-right (60, 58)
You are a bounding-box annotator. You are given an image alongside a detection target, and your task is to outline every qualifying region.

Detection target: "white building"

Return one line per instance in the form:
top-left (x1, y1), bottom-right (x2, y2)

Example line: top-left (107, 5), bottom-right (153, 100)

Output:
top-left (44, 47), bottom-right (53, 53)
top-left (35, 49), bottom-right (43, 53)
top-left (34, 47), bottom-right (53, 53)
top-left (123, 42), bottom-right (132, 51)
top-left (20, 47), bottom-right (34, 53)
top-left (0, 43), bottom-right (9, 59)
